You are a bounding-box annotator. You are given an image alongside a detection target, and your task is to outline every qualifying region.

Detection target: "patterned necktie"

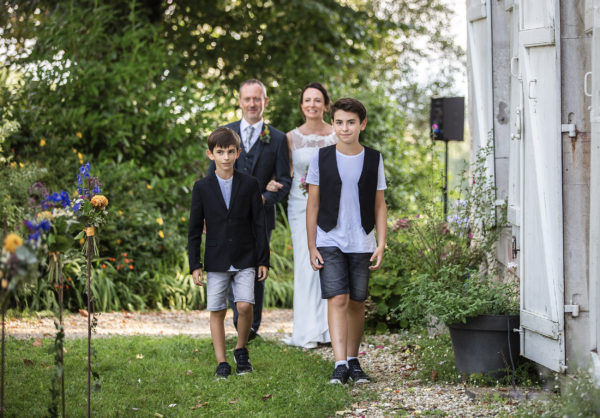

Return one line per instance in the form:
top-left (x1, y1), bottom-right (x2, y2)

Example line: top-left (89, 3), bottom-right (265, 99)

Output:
top-left (245, 126), bottom-right (255, 151)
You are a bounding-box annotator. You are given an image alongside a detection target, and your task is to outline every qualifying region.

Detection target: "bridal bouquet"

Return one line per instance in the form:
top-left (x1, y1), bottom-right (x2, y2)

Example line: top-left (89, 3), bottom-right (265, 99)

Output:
top-left (299, 168), bottom-right (309, 196)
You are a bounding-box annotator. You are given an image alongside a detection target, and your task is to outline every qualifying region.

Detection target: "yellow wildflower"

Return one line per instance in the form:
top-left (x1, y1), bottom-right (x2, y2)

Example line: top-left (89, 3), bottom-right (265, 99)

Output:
top-left (115, 239), bottom-right (122, 245)
top-left (79, 237), bottom-right (85, 245)
top-left (73, 189), bottom-right (79, 198)
top-left (90, 195), bottom-right (109, 210)
top-left (156, 217), bottom-right (164, 226)
top-left (36, 211), bottom-right (53, 220)
top-left (180, 217), bottom-right (185, 222)
top-left (78, 152), bottom-right (83, 160)
top-left (1, 279), bottom-right (7, 289)
top-left (19, 162), bottom-right (23, 168)
top-left (3, 233), bottom-right (23, 253)
top-left (72, 148), bottom-right (77, 154)
top-left (10, 162), bottom-right (16, 168)
top-left (118, 210), bottom-right (123, 216)
top-left (158, 230), bottom-right (164, 239)
top-left (146, 184), bottom-right (153, 190)
top-left (40, 138), bottom-right (46, 147)
top-left (76, 132), bottom-right (83, 139)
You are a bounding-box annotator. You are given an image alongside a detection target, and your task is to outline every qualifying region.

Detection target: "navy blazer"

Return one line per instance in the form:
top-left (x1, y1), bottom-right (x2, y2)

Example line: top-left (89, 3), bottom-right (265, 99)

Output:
top-left (188, 170), bottom-right (269, 273)
top-left (209, 120), bottom-right (292, 231)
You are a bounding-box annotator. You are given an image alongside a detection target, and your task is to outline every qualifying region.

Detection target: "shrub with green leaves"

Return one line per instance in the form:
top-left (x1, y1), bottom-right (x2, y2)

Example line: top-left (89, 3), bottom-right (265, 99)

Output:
top-left (383, 143), bottom-right (516, 328)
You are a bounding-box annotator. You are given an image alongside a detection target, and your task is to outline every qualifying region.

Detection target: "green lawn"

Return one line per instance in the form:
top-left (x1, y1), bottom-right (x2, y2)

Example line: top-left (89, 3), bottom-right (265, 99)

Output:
top-left (4, 336), bottom-right (355, 417)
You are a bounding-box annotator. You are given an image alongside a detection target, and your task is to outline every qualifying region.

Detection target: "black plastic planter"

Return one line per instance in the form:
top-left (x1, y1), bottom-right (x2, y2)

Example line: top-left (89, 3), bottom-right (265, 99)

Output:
top-left (447, 314), bottom-right (520, 378)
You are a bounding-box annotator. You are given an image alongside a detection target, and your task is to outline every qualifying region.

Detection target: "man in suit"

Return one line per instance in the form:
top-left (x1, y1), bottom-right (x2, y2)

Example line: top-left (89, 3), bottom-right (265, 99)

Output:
top-left (212, 79), bottom-right (292, 340)
top-left (189, 127), bottom-right (269, 377)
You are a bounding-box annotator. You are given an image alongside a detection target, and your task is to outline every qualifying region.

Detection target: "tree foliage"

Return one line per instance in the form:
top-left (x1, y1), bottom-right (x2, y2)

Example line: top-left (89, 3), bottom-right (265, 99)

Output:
top-left (1, 0), bottom-right (463, 310)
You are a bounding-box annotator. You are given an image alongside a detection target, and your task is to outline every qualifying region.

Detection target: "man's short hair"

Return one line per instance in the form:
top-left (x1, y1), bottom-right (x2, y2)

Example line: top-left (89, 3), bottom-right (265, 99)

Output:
top-left (207, 127), bottom-right (241, 152)
top-left (240, 79), bottom-right (267, 98)
top-left (331, 98), bottom-right (367, 123)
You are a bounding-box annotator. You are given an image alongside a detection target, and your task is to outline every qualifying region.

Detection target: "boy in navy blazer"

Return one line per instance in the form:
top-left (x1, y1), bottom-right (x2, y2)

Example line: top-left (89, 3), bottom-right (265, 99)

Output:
top-left (188, 127), bottom-right (269, 379)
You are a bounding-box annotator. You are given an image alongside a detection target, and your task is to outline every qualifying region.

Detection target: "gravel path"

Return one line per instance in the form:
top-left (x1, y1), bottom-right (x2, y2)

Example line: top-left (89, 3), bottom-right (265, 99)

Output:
top-left (4, 309), bottom-right (293, 340)
top-left (5, 309), bottom-right (527, 416)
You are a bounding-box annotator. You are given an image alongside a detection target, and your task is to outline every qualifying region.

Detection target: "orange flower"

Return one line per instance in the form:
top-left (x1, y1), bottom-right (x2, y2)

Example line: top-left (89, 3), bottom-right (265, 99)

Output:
top-left (37, 211), bottom-right (53, 220)
top-left (3, 233), bottom-right (23, 253)
top-left (90, 195), bottom-right (109, 210)
top-left (122, 252), bottom-right (127, 257)
top-left (102, 264), bottom-right (107, 269)
top-left (129, 265), bottom-right (134, 270)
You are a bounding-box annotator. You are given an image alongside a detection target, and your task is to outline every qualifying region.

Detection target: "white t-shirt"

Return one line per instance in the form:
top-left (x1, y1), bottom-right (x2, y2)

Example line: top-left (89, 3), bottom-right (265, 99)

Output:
top-left (306, 148), bottom-right (386, 253)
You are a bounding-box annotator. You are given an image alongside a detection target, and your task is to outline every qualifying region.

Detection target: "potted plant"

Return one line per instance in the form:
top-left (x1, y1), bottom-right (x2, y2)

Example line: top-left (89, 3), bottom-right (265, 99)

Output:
top-left (392, 144), bottom-right (519, 378)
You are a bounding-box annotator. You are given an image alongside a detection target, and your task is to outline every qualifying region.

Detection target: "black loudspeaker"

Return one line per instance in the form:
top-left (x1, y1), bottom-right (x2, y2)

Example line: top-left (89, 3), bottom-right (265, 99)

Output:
top-left (430, 97), bottom-right (465, 141)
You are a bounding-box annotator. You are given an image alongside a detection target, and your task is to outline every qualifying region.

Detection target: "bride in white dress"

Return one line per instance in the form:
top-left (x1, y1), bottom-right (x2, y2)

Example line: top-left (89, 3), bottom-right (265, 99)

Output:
top-left (283, 82), bottom-right (337, 348)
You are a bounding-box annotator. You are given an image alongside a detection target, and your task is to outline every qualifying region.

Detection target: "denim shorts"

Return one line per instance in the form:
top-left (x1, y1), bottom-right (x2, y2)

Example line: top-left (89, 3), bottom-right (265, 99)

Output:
top-left (317, 246), bottom-right (371, 301)
top-left (206, 268), bottom-right (256, 311)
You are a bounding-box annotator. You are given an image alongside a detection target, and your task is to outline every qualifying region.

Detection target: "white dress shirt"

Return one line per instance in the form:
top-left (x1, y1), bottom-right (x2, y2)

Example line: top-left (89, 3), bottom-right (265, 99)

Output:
top-left (240, 118), bottom-right (263, 151)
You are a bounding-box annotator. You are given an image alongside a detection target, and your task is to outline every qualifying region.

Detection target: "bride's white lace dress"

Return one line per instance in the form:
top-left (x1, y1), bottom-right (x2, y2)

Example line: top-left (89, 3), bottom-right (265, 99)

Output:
top-left (285, 128), bottom-right (336, 348)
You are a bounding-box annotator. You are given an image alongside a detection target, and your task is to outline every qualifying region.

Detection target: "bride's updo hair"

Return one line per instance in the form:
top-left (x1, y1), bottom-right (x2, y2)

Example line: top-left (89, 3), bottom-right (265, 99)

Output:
top-left (299, 82), bottom-right (331, 112)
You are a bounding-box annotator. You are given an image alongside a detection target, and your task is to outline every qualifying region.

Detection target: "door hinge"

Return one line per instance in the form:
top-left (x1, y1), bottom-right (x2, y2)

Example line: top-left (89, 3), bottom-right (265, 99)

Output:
top-left (511, 236), bottom-right (520, 259)
top-left (561, 124), bottom-right (576, 138)
top-left (564, 303), bottom-right (580, 318)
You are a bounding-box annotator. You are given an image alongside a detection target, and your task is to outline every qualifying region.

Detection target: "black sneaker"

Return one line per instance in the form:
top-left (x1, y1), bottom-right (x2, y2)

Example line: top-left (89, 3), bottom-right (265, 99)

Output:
top-left (233, 347), bottom-right (253, 375)
top-left (329, 364), bottom-right (349, 384)
top-left (348, 358), bottom-right (370, 383)
top-left (215, 362), bottom-right (231, 379)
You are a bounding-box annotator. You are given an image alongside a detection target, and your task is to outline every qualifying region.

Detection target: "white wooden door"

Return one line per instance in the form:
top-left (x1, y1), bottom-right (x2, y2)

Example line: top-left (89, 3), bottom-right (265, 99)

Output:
top-left (507, 0), bottom-right (522, 268)
top-left (589, 0), bottom-right (600, 381)
top-left (518, 0), bottom-right (565, 372)
top-left (467, 0), bottom-right (494, 176)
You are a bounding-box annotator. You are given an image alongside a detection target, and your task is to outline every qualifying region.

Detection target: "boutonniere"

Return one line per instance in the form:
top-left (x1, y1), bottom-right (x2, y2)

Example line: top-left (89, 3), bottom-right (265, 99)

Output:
top-left (259, 125), bottom-right (271, 144)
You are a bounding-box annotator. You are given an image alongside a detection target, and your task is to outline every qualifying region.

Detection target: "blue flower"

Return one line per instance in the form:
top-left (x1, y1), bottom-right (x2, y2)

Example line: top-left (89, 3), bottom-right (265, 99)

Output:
top-left (28, 231), bottom-right (41, 242)
top-left (73, 200), bottom-right (82, 212)
top-left (77, 173), bottom-right (83, 185)
top-left (93, 186), bottom-right (101, 194)
top-left (59, 190), bottom-right (70, 207)
top-left (79, 162), bottom-right (91, 179)
top-left (24, 220), bottom-right (35, 231)
top-left (39, 219), bottom-right (51, 231)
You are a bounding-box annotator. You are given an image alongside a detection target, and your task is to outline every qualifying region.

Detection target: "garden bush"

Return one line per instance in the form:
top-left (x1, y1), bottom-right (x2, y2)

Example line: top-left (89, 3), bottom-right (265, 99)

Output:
top-left (1, 0), bottom-right (463, 311)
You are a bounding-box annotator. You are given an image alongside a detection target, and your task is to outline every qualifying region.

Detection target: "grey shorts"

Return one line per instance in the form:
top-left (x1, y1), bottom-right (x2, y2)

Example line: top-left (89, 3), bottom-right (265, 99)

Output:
top-left (206, 268), bottom-right (256, 311)
top-left (318, 246), bottom-right (371, 301)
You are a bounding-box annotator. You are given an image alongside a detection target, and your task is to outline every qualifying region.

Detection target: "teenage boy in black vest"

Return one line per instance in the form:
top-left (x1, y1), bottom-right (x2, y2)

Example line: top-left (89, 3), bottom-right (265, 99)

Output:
top-left (306, 98), bottom-right (387, 384)
top-left (209, 79), bottom-right (291, 341)
top-left (189, 127), bottom-right (270, 378)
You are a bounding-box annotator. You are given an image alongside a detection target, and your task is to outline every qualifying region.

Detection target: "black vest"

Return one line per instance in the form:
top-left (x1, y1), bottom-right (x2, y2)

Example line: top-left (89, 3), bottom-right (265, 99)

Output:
top-left (236, 142), bottom-right (259, 175)
top-left (317, 145), bottom-right (380, 234)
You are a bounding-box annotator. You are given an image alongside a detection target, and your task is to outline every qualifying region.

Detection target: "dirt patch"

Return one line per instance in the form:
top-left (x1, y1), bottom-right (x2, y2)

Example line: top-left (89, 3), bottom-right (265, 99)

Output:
top-left (4, 308), bottom-right (293, 340)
